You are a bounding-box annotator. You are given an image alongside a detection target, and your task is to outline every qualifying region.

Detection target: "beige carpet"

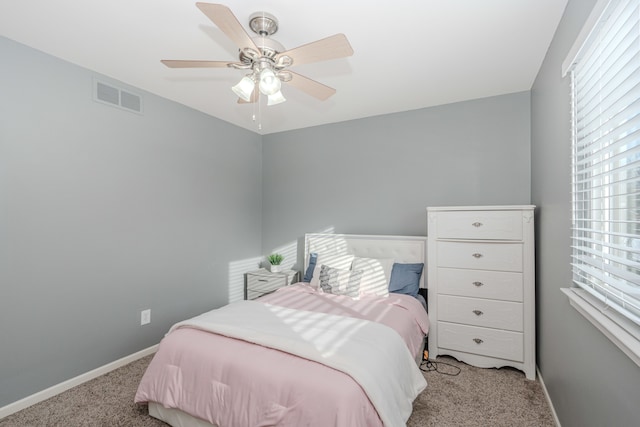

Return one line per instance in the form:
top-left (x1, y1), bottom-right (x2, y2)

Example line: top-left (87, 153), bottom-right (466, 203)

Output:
top-left (0, 354), bottom-right (555, 427)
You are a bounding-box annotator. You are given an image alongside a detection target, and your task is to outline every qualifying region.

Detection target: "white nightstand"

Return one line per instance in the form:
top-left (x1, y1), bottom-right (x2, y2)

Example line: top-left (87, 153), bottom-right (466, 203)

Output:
top-left (245, 268), bottom-right (299, 300)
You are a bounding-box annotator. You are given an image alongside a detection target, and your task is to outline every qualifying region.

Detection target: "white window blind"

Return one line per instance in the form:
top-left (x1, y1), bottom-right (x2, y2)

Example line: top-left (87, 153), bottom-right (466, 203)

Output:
top-left (570, 0), bottom-right (640, 328)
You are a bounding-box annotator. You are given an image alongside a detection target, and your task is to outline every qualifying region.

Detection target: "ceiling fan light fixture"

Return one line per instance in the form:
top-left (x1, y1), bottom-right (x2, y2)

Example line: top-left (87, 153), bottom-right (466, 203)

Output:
top-left (231, 76), bottom-right (255, 102)
top-left (162, 4), bottom-right (354, 129)
top-left (259, 68), bottom-right (281, 95)
top-left (267, 90), bottom-right (286, 106)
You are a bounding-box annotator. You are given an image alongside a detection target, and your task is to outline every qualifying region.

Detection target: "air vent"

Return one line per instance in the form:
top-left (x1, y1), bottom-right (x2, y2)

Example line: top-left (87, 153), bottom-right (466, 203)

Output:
top-left (93, 78), bottom-right (143, 114)
top-left (120, 90), bottom-right (141, 112)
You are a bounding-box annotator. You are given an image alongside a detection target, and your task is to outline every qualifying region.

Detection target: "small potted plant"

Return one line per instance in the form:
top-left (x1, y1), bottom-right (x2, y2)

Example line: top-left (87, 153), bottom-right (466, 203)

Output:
top-left (267, 253), bottom-right (284, 273)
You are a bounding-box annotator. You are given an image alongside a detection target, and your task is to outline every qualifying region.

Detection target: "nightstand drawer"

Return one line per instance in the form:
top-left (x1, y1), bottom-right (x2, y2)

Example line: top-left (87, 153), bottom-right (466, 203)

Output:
top-left (437, 321), bottom-right (523, 362)
top-left (437, 268), bottom-right (523, 301)
top-left (247, 275), bottom-right (285, 294)
top-left (437, 241), bottom-right (523, 272)
top-left (245, 269), bottom-right (299, 300)
top-left (435, 210), bottom-right (524, 240)
top-left (438, 295), bottom-right (523, 331)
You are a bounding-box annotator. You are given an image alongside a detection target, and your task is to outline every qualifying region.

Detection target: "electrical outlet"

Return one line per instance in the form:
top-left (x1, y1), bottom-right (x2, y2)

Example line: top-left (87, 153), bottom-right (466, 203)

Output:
top-left (141, 309), bottom-right (151, 325)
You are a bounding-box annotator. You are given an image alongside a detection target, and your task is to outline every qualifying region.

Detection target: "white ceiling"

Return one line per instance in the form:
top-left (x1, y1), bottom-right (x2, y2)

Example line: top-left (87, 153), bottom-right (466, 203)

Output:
top-left (0, 0), bottom-right (568, 135)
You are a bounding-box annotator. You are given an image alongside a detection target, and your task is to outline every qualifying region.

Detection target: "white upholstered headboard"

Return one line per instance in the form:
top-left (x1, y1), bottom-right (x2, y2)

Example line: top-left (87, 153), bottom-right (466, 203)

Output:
top-left (304, 233), bottom-right (428, 288)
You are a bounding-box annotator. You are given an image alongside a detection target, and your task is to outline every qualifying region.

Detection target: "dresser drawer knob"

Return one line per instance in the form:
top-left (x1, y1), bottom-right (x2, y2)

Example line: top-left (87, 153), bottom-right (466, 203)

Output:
top-left (472, 310), bottom-right (483, 316)
top-left (472, 281), bottom-right (484, 287)
top-left (472, 222), bottom-right (483, 227)
top-left (472, 253), bottom-right (483, 258)
top-left (473, 338), bottom-right (484, 344)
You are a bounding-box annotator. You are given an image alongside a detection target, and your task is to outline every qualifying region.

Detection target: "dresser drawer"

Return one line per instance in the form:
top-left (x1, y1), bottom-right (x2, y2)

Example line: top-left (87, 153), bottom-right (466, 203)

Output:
top-left (438, 295), bottom-right (523, 331)
top-left (437, 241), bottom-right (523, 272)
top-left (434, 210), bottom-right (523, 240)
top-left (437, 267), bottom-right (523, 301)
top-left (437, 321), bottom-right (524, 362)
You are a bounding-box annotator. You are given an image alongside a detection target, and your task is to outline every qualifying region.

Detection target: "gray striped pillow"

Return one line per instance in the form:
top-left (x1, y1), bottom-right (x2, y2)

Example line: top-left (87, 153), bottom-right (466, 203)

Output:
top-left (318, 264), bottom-right (364, 298)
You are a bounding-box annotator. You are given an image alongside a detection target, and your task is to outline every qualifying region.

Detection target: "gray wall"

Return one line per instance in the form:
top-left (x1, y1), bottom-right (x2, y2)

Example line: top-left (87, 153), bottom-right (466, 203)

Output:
top-left (0, 36), bottom-right (263, 407)
top-left (261, 92), bottom-right (532, 269)
top-left (10, 3), bottom-right (638, 422)
top-left (531, 1), bottom-right (640, 426)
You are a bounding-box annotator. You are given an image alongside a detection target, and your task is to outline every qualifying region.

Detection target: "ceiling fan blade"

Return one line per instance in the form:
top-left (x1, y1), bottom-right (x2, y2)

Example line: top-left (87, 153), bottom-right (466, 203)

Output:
top-left (196, 3), bottom-right (260, 53)
top-left (161, 60), bottom-right (232, 68)
top-left (286, 71), bottom-right (336, 101)
top-left (278, 34), bottom-right (354, 67)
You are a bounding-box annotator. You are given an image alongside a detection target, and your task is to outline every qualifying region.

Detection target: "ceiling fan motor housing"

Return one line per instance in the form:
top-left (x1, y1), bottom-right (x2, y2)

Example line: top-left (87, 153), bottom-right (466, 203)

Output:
top-left (239, 12), bottom-right (285, 64)
top-left (249, 12), bottom-right (278, 36)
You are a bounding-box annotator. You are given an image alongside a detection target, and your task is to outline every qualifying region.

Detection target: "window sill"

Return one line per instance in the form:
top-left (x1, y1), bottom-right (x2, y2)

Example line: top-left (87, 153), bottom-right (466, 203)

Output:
top-left (561, 288), bottom-right (640, 368)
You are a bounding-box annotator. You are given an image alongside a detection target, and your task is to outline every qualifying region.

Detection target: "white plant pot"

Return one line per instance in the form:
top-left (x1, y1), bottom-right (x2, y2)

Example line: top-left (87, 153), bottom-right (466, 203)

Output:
top-left (269, 264), bottom-right (281, 273)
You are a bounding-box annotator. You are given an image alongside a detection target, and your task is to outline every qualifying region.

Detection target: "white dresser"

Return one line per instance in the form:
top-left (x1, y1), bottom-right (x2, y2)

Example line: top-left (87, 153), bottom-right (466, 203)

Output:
top-left (427, 205), bottom-right (536, 380)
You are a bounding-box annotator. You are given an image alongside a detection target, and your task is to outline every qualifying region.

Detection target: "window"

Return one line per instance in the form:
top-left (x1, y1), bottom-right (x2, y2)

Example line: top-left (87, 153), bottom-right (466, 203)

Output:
top-left (563, 0), bottom-right (640, 366)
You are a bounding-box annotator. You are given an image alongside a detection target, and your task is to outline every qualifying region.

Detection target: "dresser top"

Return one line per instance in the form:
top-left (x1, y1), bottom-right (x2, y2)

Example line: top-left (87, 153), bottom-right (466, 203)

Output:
top-left (427, 205), bottom-right (535, 212)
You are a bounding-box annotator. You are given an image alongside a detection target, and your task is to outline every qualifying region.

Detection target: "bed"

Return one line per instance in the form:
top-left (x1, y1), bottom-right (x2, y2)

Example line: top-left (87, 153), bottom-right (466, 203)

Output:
top-left (135, 233), bottom-right (429, 427)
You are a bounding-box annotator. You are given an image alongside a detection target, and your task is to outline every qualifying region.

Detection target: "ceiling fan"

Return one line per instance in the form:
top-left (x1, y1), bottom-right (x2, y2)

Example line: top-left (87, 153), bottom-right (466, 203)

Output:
top-left (162, 3), bottom-right (354, 106)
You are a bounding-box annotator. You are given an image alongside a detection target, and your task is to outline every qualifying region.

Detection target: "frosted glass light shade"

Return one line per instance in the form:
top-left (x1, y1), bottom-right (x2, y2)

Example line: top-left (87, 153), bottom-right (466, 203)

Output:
top-left (231, 76), bottom-right (255, 102)
top-left (259, 68), bottom-right (281, 95)
top-left (267, 90), bottom-right (286, 106)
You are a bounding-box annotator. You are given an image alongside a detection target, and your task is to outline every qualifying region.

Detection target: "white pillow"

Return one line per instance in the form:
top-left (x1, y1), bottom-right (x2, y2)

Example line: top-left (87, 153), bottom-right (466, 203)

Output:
top-left (351, 257), bottom-right (395, 297)
top-left (318, 264), bottom-right (364, 298)
top-left (309, 253), bottom-right (355, 289)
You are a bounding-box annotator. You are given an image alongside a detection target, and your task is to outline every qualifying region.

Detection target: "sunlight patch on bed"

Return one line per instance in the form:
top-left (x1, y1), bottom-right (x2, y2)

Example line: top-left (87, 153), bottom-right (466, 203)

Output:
top-left (266, 303), bottom-right (367, 357)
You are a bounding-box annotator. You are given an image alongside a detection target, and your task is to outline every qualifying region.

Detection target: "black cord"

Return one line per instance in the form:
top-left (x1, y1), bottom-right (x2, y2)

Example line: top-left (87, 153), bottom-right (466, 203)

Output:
top-left (420, 359), bottom-right (462, 376)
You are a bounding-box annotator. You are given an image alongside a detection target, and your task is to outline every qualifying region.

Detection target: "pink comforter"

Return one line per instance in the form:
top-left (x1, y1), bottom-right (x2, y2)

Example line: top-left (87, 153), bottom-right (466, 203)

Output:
top-left (135, 284), bottom-right (429, 427)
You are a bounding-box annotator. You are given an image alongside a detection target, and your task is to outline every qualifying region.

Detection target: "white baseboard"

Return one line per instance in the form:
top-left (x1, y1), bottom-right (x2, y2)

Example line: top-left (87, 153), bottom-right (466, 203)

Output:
top-left (537, 366), bottom-right (561, 427)
top-left (0, 344), bottom-right (158, 420)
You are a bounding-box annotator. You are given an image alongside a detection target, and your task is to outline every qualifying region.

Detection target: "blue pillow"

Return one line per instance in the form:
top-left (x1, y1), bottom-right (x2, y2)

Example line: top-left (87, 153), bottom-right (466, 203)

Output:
top-left (303, 252), bottom-right (318, 282)
top-left (389, 263), bottom-right (424, 297)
